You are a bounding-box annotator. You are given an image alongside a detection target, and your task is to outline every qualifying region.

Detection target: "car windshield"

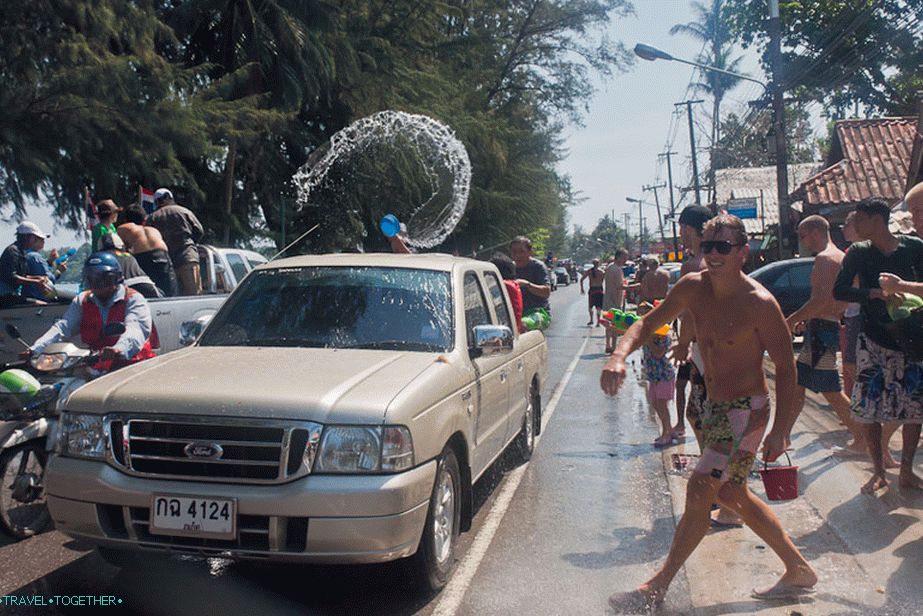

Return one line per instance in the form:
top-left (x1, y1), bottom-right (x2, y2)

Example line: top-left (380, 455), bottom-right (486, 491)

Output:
top-left (199, 266), bottom-right (454, 352)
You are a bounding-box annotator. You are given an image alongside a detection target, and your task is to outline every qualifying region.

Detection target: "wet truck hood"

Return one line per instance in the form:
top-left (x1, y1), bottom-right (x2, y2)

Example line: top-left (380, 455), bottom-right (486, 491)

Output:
top-left (65, 347), bottom-right (452, 424)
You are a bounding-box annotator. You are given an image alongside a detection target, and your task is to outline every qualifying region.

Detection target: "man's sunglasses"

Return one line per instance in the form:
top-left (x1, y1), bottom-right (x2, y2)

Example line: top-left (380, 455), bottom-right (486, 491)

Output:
top-left (701, 240), bottom-right (745, 255)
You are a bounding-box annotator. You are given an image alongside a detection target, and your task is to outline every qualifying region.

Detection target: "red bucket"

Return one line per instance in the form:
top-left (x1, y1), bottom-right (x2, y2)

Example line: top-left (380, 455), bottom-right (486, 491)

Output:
top-left (759, 452), bottom-right (799, 501)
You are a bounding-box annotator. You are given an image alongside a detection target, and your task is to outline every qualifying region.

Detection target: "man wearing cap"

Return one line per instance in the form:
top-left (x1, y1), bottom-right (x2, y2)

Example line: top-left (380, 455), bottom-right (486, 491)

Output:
top-left (91, 199), bottom-right (122, 252)
top-left (672, 205), bottom-right (714, 441)
top-left (0, 222), bottom-right (59, 301)
top-left (149, 188), bottom-right (204, 295)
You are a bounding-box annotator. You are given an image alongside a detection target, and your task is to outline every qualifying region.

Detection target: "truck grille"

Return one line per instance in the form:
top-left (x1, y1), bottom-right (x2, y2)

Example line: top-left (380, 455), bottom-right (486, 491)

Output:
top-left (109, 417), bottom-right (322, 484)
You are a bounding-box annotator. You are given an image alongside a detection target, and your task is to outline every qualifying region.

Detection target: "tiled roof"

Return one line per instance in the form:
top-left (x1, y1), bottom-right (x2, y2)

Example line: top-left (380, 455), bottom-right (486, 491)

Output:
top-left (793, 118), bottom-right (917, 207)
top-left (714, 163), bottom-right (823, 234)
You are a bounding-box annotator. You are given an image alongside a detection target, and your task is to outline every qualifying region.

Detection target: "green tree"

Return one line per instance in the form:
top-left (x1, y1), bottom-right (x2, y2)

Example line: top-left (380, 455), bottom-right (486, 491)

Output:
top-left (0, 0), bottom-right (216, 225)
top-left (725, 0), bottom-right (923, 117)
top-left (713, 104), bottom-right (817, 169)
top-left (162, 0), bottom-right (336, 246)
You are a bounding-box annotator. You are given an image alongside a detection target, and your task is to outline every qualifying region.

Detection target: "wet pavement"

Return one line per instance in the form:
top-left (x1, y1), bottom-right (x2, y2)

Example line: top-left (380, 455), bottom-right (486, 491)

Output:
top-left (3, 283), bottom-right (923, 615)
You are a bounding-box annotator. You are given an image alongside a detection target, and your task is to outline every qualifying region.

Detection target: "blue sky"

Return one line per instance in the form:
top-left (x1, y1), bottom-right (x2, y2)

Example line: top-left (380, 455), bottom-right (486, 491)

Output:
top-left (3, 1), bottom-right (774, 251)
top-left (558, 0), bottom-right (768, 235)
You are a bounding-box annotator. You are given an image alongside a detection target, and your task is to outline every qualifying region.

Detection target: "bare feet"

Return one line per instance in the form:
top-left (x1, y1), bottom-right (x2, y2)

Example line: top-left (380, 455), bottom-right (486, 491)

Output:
top-left (899, 470), bottom-right (923, 491)
top-left (883, 455), bottom-right (900, 470)
top-left (753, 563), bottom-right (818, 599)
top-left (653, 435), bottom-right (673, 449)
top-left (670, 425), bottom-right (685, 439)
top-left (861, 472), bottom-right (888, 494)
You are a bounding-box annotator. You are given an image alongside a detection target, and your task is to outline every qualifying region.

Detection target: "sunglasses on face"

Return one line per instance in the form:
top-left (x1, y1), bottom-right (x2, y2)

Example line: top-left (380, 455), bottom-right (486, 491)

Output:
top-left (701, 240), bottom-right (745, 255)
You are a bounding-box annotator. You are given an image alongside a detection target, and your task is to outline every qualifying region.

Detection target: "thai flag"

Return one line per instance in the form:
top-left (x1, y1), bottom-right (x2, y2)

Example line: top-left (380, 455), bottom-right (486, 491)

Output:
top-left (85, 187), bottom-right (98, 231)
top-left (139, 186), bottom-right (156, 215)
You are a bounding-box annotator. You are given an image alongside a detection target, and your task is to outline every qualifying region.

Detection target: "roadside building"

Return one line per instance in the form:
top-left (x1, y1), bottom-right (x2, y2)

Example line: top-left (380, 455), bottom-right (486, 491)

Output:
top-left (714, 162), bottom-right (822, 265)
top-left (791, 117), bottom-right (921, 239)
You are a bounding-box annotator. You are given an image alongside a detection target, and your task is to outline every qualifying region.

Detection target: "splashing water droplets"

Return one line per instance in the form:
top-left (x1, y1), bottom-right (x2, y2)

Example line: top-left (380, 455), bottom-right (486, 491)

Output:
top-left (293, 111), bottom-right (471, 249)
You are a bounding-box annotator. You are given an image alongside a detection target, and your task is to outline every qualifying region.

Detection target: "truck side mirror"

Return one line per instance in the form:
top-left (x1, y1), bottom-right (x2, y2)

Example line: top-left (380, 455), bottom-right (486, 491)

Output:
top-left (179, 315), bottom-right (214, 346)
top-left (471, 325), bottom-right (514, 357)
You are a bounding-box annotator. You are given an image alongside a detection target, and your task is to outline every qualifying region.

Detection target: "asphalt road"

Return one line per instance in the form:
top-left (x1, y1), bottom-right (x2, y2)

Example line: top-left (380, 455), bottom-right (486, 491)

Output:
top-left (3, 282), bottom-right (923, 615)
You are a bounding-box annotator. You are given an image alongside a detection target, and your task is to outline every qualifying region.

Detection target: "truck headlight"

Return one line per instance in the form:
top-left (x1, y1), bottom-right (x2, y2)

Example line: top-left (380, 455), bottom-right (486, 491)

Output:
top-left (57, 413), bottom-right (107, 459)
top-left (314, 426), bottom-right (414, 473)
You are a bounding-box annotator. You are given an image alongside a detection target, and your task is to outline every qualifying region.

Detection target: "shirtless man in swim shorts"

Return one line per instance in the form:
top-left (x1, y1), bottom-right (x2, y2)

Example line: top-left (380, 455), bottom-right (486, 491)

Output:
top-left (673, 206), bottom-right (713, 443)
top-left (118, 204), bottom-right (178, 297)
top-left (601, 215), bottom-right (817, 609)
top-left (580, 258), bottom-right (606, 326)
top-left (787, 215), bottom-right (867, 455)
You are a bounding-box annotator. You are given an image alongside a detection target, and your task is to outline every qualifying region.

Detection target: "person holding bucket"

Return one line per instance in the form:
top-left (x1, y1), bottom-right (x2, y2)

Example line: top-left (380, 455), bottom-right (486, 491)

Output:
top-left (601, 215), bottom-right (817, 609)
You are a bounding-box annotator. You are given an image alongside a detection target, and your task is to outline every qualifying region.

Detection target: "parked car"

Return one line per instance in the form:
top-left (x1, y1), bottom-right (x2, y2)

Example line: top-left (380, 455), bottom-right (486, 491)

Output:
top-left (44, 253), bottom-right (548, 591)
top-left (749, 257), bottom-right (815, 317)
top-left (0, 246), bottom-right (267, 365)
top-left (553, 266), bottom-right (570, 286)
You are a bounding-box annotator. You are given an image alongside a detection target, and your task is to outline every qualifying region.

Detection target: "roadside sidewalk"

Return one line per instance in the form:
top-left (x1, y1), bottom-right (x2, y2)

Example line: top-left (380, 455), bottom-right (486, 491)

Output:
top-left (658, 360), bottom-right (923, 615)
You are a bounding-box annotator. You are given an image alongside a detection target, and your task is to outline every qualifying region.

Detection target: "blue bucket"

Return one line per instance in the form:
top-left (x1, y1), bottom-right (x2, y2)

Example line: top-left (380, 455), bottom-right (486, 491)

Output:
top-left (380, 214), bottom-right (401, 238)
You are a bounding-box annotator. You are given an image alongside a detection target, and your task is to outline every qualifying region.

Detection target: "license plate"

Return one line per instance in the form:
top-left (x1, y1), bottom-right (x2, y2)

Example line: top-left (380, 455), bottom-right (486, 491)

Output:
top-left (149, 495), bottom-right (236, 539)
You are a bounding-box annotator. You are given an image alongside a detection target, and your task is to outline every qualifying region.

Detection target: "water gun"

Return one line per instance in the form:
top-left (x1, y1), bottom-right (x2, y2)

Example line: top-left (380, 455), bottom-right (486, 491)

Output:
top-left (54, 248), bottom-right (77, 267)
top-left (599, 308), bottom-right (638, 332)
top-left (522, 308), bottom-right (551, 331)
top-left (600, 307), bottom-right (669, 336)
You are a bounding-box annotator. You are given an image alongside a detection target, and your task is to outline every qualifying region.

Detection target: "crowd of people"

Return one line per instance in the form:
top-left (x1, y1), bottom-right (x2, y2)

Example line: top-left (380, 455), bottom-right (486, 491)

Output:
top-left (595, 187), bottom-right (923, 610)
top-left (0, 188), bottom-right (205, 303)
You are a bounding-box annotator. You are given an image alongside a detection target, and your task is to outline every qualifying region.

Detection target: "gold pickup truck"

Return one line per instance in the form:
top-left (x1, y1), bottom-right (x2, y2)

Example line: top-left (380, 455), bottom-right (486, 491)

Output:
top-left (45, 253), bottom-right (548, 590)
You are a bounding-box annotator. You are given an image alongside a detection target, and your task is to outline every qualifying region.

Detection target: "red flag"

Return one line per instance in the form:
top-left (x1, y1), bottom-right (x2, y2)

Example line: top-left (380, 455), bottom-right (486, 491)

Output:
top-left (139, 185), bottom-right (155, 215)
top-left (85, 187), bottom-right (98, 231)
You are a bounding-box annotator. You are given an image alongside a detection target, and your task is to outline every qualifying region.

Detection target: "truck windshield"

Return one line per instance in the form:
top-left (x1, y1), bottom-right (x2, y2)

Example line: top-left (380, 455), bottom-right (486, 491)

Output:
top-left (199, 266), bottom-right (454, 352)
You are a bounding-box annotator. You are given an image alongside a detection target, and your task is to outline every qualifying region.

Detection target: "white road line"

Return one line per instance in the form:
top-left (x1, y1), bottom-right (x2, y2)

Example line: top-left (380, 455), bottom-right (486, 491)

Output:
top-left (431, 332), bottom-right (591, 616)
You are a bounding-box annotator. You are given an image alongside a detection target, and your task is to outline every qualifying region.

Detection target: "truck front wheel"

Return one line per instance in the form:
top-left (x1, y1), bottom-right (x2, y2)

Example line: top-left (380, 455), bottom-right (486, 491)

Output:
top-left (410, 447), bottom-right (460, 592)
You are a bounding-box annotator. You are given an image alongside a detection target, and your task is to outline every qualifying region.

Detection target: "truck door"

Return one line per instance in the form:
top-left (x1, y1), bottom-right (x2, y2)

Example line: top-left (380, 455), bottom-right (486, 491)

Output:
top-left (481, 271), bottom-right (523, 446)
top-left (463, 271), bottom-right (508, 476)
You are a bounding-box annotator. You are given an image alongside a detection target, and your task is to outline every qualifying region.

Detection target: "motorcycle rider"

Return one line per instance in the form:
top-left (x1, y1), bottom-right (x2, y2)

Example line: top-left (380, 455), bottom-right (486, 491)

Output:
top-left (28, 252), bottom-right (155, 372)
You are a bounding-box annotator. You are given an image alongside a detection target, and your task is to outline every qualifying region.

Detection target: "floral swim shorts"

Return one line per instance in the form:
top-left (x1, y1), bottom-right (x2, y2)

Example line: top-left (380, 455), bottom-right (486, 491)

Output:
top-left (695, 394), bottom-right (770, 485)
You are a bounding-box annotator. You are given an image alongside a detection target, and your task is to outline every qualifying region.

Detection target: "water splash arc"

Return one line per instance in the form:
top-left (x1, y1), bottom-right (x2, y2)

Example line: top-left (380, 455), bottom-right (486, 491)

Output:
top-left (293, 111), bottom-right (471, 249)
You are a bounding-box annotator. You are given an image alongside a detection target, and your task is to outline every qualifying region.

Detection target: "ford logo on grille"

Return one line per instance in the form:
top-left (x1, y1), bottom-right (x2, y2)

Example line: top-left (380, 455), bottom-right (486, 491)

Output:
top-left (184, 442), bottom-right (224, 460)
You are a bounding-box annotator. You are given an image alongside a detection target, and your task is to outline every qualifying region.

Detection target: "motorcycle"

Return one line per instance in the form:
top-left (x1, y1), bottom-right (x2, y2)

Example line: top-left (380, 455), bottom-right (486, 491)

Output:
top-left (0, 322), bottom-right (124, 539)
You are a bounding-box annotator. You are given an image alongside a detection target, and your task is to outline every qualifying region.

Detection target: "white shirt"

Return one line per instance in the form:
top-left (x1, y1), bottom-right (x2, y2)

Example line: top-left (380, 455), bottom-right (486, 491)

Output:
top-left (31, 285), bottom-right (152, 360)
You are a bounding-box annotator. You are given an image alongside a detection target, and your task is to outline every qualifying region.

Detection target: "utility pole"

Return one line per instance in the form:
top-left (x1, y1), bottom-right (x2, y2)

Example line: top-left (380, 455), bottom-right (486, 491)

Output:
top-left (636, 200), bottom-right (644, 253)
top-left (769, 0), bottom-right (791, 259)
top-left (642, 183), bottom-right (667, 247)
top-left (623, 213), bottom-right (632, 253)
top-left (659, 151), bottom-right (680, 258)
top-left (675, 100), bottom-right (704, 208)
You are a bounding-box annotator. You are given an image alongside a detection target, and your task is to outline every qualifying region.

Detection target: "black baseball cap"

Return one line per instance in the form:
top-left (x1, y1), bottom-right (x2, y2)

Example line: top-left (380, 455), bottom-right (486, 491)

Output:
top-left (678, 206), bottom-right (714, 233)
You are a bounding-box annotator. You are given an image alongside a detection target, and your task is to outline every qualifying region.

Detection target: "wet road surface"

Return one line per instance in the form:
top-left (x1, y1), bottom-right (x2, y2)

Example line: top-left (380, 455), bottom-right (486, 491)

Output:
top-left (4, 283), bottom-right (923, 615)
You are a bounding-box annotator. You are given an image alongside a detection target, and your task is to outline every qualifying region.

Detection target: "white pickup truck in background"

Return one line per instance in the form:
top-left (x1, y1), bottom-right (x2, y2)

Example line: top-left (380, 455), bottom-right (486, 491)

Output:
top-left (0, 245), bottom-right (267, 364)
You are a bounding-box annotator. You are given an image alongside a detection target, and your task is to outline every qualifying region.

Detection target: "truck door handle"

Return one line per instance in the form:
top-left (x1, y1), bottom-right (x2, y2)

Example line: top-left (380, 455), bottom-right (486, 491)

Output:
top-left (517, 360), bottom-right (523, 371)
top-left (500, 371), bottom-right (508, 383)
top-left (461, 390), bottom-right (473, 416)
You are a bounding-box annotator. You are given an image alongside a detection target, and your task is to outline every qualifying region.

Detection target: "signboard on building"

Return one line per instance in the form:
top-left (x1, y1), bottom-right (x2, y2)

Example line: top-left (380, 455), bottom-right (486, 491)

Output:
top-left (726, 197), bottom-right (758, 219)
